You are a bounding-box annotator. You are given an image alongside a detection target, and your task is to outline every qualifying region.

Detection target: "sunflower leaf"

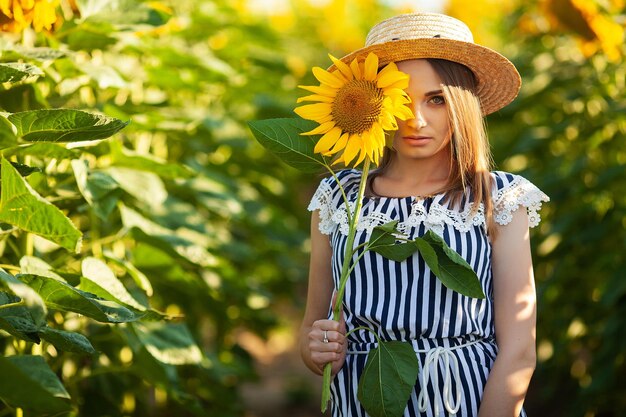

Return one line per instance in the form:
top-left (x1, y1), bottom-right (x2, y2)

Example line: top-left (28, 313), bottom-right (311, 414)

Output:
top-left (248, 118), bottom-right (327, 173)
top-left (357, 341), bottom-right (419, 417)
top-left (0, 63), bottom-right (44, 84)
top-left (7, 109), bottom-right (128, 143)
top-left (419, 231), bottom-right (485, 299)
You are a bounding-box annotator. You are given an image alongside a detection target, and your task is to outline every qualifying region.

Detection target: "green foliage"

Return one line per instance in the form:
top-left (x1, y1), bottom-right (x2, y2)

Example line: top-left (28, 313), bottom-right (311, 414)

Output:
top-left (0, 157), bottom-right (82, 252)
top-left (6, 109), bottom-right (129, 142)
top-left (0, 355), bottom-right (72, 414)
top-left (3, 0), bottom-right (620, 415)
top-left (0, 0), bottom-right (311, 415)
top-left (248, 118), bottom-right (328, 173)
top-left (488, 5), bottom-right (626, 415)
top-left (367, 222), bottom-right (485, 298)
top-left (357, 341), bottom-right (419, 417)
top-left (0, 63), bottom-right (44, 83)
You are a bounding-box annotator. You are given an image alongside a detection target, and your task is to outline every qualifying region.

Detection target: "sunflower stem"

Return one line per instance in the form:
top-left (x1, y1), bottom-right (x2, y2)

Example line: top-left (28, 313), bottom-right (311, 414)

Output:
top-left (321, 159), bottom-right (371, 412)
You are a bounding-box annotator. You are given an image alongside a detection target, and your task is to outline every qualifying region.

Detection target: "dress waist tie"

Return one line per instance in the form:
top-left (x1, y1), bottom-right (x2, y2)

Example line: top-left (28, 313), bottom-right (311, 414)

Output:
top-left (348, 338), bottom-right (481, 417)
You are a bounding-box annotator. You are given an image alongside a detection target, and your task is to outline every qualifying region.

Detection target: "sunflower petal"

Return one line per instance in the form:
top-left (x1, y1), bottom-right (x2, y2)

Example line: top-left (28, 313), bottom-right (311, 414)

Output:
top-left (294, 103), bottom-right (332, 120)
top-left (302, 121), bottom-right (336, 136)
top-left (312, 67), bottom-right (345, 89)
top-left (376, 61), bottom-right (398, 79)
top-left (342, 134), bottom-right (362, 166)
top-left (329, 54), bottom-right (353, 82)
top-left (363, 53), bottom-right (379, 81)
top-left (361, 132), bottom-right (372, 160)
top-left (297, 94), bottom-right (335, 103)
top-left (380, 111), bottom-right (399, 130)
top-left (314, 127), bottom-right (342, 154)
top-left (378, 70), bottom-right (410, 89)
top-left (298, 84), bottom-right (338, 97)
top-left (393, 104), bottom-right (415, 121)
top-left (384, 77), bottom-right (410, 90)
top-left (328, 132), bottom-right (350, 154)
top-left (349, 57), bottom-right (362, 79)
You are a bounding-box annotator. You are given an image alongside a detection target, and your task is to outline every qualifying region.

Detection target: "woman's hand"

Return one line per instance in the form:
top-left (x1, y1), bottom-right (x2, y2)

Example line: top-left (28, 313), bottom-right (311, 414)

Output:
top-left (308, 316), bottom-right (346, 376)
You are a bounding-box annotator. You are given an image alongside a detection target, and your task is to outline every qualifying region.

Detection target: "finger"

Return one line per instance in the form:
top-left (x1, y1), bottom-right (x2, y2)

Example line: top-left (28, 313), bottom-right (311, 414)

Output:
top-left (312, 319), bottom-right (341, 332)
top-left (311, 351), bottom-right (343, 367)
top-left (309, 329), bottom-right (342, 348)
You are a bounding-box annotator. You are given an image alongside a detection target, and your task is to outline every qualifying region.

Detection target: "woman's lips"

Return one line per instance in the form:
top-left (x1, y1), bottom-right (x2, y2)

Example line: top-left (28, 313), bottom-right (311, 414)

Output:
top-left (403, 135), bottom-right (432, 144)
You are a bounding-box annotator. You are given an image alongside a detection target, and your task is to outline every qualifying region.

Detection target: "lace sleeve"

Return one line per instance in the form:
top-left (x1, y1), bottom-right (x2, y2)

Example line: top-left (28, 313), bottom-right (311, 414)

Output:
top-left (307, 170), bottom-right (360, 235)
top-left (492, 172), bottom-right (550, 228)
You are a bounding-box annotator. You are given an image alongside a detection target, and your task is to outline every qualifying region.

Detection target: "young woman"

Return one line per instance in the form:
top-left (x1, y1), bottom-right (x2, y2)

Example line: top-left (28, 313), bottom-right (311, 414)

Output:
top-left (299, 13), bottom-right (549, 417)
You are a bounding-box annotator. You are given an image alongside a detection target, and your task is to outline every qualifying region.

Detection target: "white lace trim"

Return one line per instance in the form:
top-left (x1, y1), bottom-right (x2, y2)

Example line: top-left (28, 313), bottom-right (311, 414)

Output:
top-left (308, 173), bottom-right (549, 236)
top-left (493, 175), bottom-right (549, 228)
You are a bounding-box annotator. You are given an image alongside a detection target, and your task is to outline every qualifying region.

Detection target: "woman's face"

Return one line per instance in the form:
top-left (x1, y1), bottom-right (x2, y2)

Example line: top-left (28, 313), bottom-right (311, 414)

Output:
top-left (392, 59), bottom-right (452, 163)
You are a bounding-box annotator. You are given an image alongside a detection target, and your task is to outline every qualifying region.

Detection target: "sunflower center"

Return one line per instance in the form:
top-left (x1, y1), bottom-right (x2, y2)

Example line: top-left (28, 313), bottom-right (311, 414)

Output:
top-left (331, 79), bottom-right (384, 134)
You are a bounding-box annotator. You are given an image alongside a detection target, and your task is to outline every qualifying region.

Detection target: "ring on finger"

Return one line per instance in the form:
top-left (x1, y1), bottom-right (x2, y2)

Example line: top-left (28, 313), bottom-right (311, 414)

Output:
top-left (323, 330), bottom-right (329, 344)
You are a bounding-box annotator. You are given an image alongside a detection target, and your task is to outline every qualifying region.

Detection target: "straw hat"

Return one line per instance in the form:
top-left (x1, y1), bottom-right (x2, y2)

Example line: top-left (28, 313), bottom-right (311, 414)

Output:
top-left (328, 13), bottom-right (521, 115)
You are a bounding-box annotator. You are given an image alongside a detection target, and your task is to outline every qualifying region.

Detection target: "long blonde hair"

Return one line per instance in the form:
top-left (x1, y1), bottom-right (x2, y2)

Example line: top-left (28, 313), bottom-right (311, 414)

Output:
top-left (369, 58), bottom-right (497, 236)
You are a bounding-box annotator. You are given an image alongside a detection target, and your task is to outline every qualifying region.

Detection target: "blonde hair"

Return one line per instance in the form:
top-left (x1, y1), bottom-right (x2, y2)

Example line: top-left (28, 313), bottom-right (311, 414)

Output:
top-left (369, 58), bottom-right (497, 236)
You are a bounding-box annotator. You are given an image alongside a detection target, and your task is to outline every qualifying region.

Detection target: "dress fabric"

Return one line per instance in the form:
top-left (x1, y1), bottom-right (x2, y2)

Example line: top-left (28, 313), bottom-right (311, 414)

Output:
top-left (308, 169), bottom-right (549, 417)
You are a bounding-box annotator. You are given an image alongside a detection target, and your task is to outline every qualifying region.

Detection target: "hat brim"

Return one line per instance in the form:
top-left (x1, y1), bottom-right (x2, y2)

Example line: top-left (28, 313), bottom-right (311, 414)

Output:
top-left (328, 38), bottom-right (521, 115)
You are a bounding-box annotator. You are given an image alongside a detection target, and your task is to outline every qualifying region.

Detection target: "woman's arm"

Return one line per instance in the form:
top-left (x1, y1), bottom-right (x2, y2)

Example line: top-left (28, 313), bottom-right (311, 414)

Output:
top-left (299, 209), bottom-right (346, 376)
top-left (478, 207), bottom-right (537, 417)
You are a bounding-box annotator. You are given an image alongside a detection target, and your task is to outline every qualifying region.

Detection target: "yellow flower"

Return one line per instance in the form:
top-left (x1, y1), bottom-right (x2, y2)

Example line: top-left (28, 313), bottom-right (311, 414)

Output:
top-left (542, 0), bottom-right (624, 62)
top-left (0, 0), bottom-right (60, 33)
top-left (294, 52), bottom-right (413, 167)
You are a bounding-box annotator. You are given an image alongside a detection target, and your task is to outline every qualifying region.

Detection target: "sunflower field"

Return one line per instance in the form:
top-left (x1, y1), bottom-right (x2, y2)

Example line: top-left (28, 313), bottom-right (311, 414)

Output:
top-left (0, 0), bottom-right (625, 416)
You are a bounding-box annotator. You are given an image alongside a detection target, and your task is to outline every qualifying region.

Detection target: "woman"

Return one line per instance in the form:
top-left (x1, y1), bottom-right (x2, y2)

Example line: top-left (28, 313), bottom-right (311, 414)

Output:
top-left (299, 13), bottom-right (549, 417)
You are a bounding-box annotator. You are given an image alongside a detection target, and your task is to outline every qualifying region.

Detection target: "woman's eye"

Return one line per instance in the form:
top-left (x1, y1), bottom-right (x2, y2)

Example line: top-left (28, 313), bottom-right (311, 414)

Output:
top-left (429, 95), bottom-right (445, 105)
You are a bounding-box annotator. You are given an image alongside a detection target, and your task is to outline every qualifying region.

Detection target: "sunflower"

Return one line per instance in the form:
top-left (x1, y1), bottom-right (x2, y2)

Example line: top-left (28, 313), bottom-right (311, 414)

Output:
top-left (294, 52), bottom-right (413, 167)
top-left (0, 0), bottom-right (60, 33)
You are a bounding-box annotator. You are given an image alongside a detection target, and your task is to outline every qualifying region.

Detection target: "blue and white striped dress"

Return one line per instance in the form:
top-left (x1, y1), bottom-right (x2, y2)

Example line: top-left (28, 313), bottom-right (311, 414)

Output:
top-left (308, 169), bottom-right (549, 417)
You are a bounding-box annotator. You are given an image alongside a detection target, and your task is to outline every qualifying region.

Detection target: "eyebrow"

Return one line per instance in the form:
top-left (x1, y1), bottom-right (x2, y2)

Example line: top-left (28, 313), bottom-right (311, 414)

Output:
top-left (425, 90), bottom-right (443, 96)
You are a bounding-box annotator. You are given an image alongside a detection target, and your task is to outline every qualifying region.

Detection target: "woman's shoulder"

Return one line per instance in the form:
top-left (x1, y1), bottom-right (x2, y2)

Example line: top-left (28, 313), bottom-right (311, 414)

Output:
top-left (307, 169), bottom-right (363, 235)
top-left (488, 170), bottom-right (550, 228)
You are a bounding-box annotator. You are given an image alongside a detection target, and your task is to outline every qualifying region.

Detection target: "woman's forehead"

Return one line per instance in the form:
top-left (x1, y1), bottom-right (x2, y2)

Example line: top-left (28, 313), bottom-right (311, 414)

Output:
top-left (396, 59), bottom-right (443, 91)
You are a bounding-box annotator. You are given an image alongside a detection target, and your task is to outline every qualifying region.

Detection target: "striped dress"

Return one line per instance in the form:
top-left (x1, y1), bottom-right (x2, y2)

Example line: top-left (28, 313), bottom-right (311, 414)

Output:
top-left (308, 169), bottom-right (549, 417)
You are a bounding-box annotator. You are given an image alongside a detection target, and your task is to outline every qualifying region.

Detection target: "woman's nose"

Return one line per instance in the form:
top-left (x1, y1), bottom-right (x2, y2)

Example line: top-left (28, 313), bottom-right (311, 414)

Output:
top-left (406, 105), bottom-right (427, 129)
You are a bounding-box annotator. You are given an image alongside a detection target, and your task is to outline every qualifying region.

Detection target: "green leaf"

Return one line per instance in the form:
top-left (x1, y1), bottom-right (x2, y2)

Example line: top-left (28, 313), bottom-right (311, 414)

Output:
top-left (20, 256), bottom-right (67, 282)
top-left (72, 159), bottom-right (121, 220)
top-left (0, 292), bottom-right (41, 342)
top-left (65, 21), bottom-right (117, 51)
top-left (77, 0), bottom-right (170, 26)
top-left (0, 157), bottom-right (82, 252)
top-left (357, 341), bottom-right (419, 417)
top-left (2, 142), bottom-right (78, 159)
top-left (368, 221), bottom-right (420, 262)
top-left (4, 161), bottom-right (42, 177)
top-left (104, 252), bottom-right (153, 297)
top-left (80, 257), bottom-right (148, 311)
top-left (7, 109), bottom-right (129, 142)
top-left (247, 118), bottom-right (327, 173)
top-left (0, 48), bottom-right (67, 62)
top-left (0, 63), bottom-right (44, 84)
top-left (103, 166), bottom-right (167, 208)
top-left (109, 140), bottom-right (194, 179)
top-left (120, 204), bottom-right (218, 267)
top-left (0, 114), bottom-right (18, 149)
top-left (131, 322), bottom-right (203, 365)
top-left (38, 326), bottom-right (97, 355)
top-left (0, 268), bottom-right (47, 327)
top-left (18, 273), bottom-right (138, 323)
top-left (0, 355), bottom-right (72, 414)
top-left (420, 231), bottom-right (486, 299)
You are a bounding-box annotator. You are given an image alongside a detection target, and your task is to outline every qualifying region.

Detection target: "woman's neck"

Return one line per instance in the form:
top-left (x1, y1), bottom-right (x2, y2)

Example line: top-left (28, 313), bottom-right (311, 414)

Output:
top-left (384, 154), bottom-right (451, 188)
top-left (366, 152), bottom-right (453, 198)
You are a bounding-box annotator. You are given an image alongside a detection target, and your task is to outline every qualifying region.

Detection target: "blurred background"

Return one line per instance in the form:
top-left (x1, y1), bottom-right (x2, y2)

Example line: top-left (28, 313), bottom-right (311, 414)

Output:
top-left (0, 0), bottom-right (625, 416)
